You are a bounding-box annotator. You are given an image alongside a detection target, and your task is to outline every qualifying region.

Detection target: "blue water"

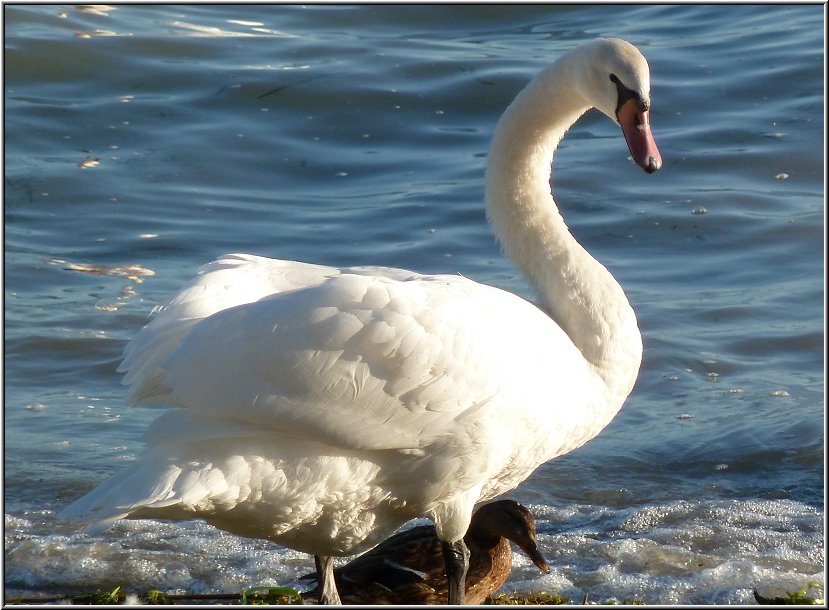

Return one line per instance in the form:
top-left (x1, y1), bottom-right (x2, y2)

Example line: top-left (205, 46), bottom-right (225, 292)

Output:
top-left (4, 4), bottom-right (824, 604)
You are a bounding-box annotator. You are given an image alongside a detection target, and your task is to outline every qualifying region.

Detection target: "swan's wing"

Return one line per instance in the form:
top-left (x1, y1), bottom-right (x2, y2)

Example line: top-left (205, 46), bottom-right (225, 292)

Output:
top-left (120, 254), bottom-right (340, 404)
top-left (120, 254), bottom-right (423, 404)
top-left (128, 270), bottom-right (585, 453)
top-left (63, 261), bottom-right (595, 527)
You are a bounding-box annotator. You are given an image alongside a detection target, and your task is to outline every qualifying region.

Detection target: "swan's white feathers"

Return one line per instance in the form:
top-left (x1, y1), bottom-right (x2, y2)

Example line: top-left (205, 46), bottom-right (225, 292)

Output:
top-left (134, 261), bottom-right (593, 455)
top-left (119, 254), bottom-right (340, 404)
top-left (63, 255), bottom-right (602, 551)
top-left (59, 38), bottom-right (655, 562)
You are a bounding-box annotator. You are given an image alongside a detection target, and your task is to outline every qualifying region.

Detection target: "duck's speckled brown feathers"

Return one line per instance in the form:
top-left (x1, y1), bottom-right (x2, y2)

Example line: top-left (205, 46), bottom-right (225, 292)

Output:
top-left (304, 500), bottom-right (548, 605)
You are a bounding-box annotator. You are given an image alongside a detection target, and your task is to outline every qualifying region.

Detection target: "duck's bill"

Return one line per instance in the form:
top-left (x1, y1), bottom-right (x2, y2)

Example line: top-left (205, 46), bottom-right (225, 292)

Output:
top-left (617, 98), bottom-right (662, 174)
top-left (527, 542), bottom-right (551, 574)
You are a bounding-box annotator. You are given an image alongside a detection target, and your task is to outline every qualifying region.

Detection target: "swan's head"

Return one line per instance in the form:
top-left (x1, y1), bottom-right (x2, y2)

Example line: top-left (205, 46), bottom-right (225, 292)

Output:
top-left (579, 38), bottom-right (662, 174)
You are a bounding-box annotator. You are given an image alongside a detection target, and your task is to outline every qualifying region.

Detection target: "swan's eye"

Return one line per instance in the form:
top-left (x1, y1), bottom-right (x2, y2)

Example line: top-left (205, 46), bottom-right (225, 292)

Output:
top-left (609, 74), bottom-right (620, 84)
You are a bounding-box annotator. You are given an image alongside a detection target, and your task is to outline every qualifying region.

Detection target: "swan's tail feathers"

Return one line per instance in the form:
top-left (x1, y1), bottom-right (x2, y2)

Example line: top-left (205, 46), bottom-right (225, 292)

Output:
top-left (57, 495), bottom-right (131, 533)
top-left (57, 512), bottom-right (125, 536)
top-left (56, 460), bottom-right (181, 528)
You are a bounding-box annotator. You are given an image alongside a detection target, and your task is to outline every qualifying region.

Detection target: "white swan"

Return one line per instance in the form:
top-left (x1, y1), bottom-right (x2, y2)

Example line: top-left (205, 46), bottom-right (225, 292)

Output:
top-left (59, 37), bottom-right (661, 605)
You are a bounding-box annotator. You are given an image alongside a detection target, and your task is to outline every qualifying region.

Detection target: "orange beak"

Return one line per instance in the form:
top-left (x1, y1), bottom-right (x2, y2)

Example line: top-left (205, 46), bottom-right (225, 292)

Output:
top-left (617, 98), bottom-right (662, 174)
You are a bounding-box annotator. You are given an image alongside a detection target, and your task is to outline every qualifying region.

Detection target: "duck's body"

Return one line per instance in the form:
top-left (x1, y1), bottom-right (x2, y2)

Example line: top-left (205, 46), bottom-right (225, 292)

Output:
top-left (60, 38), bottom-right (661, 604)
top-left (303, 500), bottom-right (549, 605)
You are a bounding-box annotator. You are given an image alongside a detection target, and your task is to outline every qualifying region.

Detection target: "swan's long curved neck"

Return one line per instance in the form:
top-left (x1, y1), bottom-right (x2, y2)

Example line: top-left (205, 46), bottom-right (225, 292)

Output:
top-left (485, 56), bottom-right (642, 405)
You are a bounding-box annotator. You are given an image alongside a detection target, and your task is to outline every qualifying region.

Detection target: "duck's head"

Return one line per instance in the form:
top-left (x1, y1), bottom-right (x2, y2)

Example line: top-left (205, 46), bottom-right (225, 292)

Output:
top-left (470, 500), bottom-right (550, 573)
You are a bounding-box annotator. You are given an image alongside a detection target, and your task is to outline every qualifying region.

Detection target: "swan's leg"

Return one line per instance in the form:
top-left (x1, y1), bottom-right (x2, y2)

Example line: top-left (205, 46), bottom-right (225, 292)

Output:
top-left (314, 555), bottom-right (342, 605)
top-left (442, 539), bottom-right (470, 605)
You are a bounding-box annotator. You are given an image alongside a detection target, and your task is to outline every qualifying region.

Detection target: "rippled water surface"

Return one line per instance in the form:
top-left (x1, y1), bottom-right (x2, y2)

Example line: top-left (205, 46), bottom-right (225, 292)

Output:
top-left (4, 4), bottom-right (824, 604)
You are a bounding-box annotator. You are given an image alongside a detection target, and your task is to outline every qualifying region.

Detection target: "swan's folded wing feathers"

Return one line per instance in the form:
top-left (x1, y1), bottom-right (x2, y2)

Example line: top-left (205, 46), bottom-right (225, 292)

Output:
top-left (152, 272), bottom-right (555, 452)
top-left (120, 254), bottom-right (451, 408)
top-left (119, 254), bottom-right (341, 405)
top-left (119, 257), bottom-right (591, 457)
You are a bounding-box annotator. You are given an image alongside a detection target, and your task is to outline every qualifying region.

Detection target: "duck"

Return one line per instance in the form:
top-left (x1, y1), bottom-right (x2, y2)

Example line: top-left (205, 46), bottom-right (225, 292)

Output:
top-left (302, 500), bottom-right (550, 605)
top-left (58, 37), bottom-right (661, 605)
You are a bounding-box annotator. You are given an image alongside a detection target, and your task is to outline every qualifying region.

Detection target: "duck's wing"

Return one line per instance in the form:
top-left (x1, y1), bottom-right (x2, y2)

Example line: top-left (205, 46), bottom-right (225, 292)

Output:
top-left (301, 525), bottom-right (440, 590)
top-left (338, 525), bottom-right (443, 586)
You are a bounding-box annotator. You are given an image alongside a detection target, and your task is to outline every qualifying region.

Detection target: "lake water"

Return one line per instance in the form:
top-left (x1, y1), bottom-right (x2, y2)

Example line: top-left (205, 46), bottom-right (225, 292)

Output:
top-left (3, 4), bottom-right (824, 605)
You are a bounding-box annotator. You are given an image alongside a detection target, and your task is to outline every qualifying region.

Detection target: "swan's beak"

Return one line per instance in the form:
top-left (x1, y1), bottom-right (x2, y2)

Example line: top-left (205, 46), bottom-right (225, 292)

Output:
top-left (617, 98), bottom-right (662, 174)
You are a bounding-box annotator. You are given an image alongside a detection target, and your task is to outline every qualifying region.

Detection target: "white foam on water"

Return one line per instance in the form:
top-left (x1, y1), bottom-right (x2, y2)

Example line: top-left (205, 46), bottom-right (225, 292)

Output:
top-left (521, 498), bottom-right (823, 604)
top-left (5, 497), bottom-right (822, 604)
top-left (4, 517), bottom-right (311, 597)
